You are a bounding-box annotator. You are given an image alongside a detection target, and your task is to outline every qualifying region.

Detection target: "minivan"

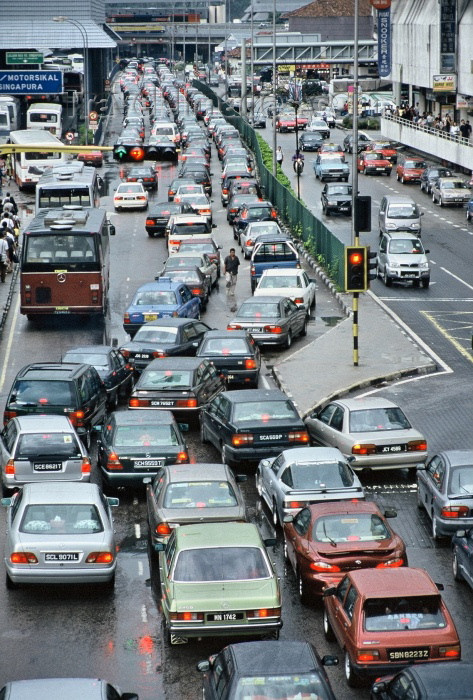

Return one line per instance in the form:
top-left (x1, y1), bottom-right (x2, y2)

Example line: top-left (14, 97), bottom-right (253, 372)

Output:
top-left (378, 195), bottom-right (423, 237)
top-left (377, 232), bottom-right (430, 288)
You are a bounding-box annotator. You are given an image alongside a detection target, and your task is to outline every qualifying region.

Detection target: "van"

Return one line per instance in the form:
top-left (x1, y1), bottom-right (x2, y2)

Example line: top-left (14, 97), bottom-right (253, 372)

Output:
top-left (0, 96), bottom-right (21, 132)
top-left (377, 231), bottom-right (430, 288)
top-left (378, 195), bottom-right (423, 237)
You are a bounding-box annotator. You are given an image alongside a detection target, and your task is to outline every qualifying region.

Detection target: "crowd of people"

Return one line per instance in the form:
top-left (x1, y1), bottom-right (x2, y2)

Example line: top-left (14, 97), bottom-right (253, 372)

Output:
top-left (0, 192), bottom-right (19, 283)
top-left (385, 102), bottom-right (472, 141)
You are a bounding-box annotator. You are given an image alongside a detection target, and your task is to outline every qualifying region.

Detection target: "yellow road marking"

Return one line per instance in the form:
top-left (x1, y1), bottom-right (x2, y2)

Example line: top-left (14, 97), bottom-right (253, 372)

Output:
top-left (421, 310), bottom-right (473, 364)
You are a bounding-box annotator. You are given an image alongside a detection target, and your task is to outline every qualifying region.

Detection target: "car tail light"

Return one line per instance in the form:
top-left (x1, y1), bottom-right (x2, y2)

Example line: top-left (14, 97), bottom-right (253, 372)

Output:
top-left (129, 398), bottom-right (150, 408)
top-left (357, 650), bottom-right (380, 662)
top-left (263, 325), bottom-right (283, 334)
top-left (288, 431), bottom-right (310, 443)
top-left (11, 552), bottom-right (38, 564)
top-left (81, 458), bottom-right (92, 474)
top-left (3, 410), bottom-right (17, 424)
top-left (245, 358), bottom-right (257, 369)
top-left (123, 313), bottom-right (130, 324)
top-left (232, 434), bottom-right (254, 446)
top-left (222, 188), bottom-right (228, 194)
top-left (120, 349), bottom-right (130, 358)
top-left (115, 196), bottom-right (123, 201)
top-left (176, 451), bottom-right (189, 463)
top-left (170, 611), bottom-right (204, 621)
top-left (407, 439), bottom-right (427, 452)
top-left (293, 298), bottom-right (304, 304)
top-left (176, 398), bottom-right (198, 408)
top-left (439, 646), bottom-right (461, 658)
top-left (352, 443), bottom-right (377, 455)
top-left (5, 459), bottom-right (15, 475)
top-left (270, 209), bottom-right (277, 218)
top-left (310, 561), bottom-right (341, 572)
top-left (137, 196), bottom-right (147, 201)
top-left (156, 522), bottom-right (172, 535)
top-left (376, 558), bottom-right (404, 568)
top-left (107, 452), bottom-right (123, 470)
top-left (169, 239), bottom-right (181, 247)
top-left (245, 240), bottom-right (253, 247)
top-left (441, 505), bottom-right (469, 518)
top-left (190, 287), bottom-right (202, 296)
top-left (227, 324), bottom-right (242, 330)
top-left (287, 501), bottom-right (305, 509)
top-left (68, 410), bottom-right (85, 428)
top-left (152, 350), bottom-right (166, 358)
top-left (248, 607), bottom-right (280, 618)
top-left (145, 219), bottom-right (155, 226)
top-left (86, 552), bottom-right (114, 564)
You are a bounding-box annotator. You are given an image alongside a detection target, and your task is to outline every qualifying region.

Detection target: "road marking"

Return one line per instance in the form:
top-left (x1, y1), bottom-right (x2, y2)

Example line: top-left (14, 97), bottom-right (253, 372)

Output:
top-left (134, 523), bottom-right (141, 539)
top-left (260, 373), bottom-right (271, 389)
top-left (141, 603), bottom-right (147, 621)
top-left (421, 310), bottom-right (473, 364)
top-left (0, 292), bottom-right (20, 394)
top-left (440, 267), bottom-right (473, 291)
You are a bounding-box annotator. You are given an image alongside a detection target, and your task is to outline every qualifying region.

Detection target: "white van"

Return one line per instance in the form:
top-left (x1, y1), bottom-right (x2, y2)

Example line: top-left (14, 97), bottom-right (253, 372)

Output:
top-left (26, 103), bottom-right (63, 138)
top-left (68, 53), bottom-right (84, 72)
top-left (0, 96), bottom-right (21, 132)
top-left (151, 121), bottom-right (180, 144)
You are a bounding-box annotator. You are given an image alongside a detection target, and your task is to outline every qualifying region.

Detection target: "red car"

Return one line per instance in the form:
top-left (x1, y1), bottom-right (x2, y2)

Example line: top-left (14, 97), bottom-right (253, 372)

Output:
top-left (358, 151), bottom-right (392, 176)
top-left (365, 140), bottom-right (399, 163)
top-left (275, 113), bottom-right (297, 132)
top-left (77, 150), bottom-right (103, 167)
top-left (284, 501), bottom-right (407, 601)
top-left (323, 568), bottom-right (461, 687)
top-left (396, 158), bottom-right (427, 184)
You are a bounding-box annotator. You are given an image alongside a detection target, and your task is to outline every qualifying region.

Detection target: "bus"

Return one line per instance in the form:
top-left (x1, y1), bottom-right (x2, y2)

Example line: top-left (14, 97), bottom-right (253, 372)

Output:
top-left (20, 207), bottom-right (115, 320)
top-left (8, 129), bottom-right (70, 190)
top-left (35, 163), bottom-right (103, 213)
top-left (26, 103), bottom-right (63, 137)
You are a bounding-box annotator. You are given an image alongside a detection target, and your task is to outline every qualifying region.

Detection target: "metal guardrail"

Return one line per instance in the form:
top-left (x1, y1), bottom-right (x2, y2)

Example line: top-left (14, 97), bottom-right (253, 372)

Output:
top-left (384, 113), bottom-right (473, 148)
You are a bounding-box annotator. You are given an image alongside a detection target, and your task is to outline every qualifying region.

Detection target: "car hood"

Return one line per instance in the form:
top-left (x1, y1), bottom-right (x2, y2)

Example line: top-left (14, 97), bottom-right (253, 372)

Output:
top-left (169, 578), bottom-right (279, 611)
top-left (255, 288), bottom-right (303, 299)
top-left (386, 254), bottom-right (428, 265)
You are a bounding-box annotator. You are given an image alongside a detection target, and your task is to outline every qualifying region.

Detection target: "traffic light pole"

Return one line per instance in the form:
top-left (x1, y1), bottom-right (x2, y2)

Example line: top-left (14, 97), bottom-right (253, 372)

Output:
top-left (352, 0), bottom-right (360, 367)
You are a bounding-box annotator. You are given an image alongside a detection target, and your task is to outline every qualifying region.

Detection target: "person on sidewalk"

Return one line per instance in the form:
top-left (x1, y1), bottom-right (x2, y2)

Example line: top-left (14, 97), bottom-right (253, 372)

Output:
top-left (0, 230), bottom-right (9, 283)
top-left (276, 146), bottom-right (283, 166)
top-left (223, 247), bottom-right (240, 297)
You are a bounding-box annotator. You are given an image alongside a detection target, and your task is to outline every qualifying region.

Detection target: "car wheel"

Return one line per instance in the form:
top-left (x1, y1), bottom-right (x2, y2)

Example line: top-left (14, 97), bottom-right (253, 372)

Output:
top-left (432, 513), bottom-right (440, 540)
top-left (344, 650), bottom-right (360, 688)
top-left (401, 175), bottom-right (406, 184)
top-left (383, 269), bottom-right (392, 287)
top-left (432, 193), bottom-right (436, 204)
top-left (323, 205), bottom-right (328, 216)
top-left (107, 390), bottom-right (119, 411)
top-left (363, 168), bottom-right (367, 175)
top-left (5, 572), bottom-right (18, 590)
top-left (272, 500), bottom-right (279, 528)
top-left (300, 318), bottom-right (308, 337)
top-left (323, 608), bottom-right (335, 641)
top-left (285, 330), bottom-right (293, 349)
top-left (297, 569), bottom-right (310, 605)
top-left (416, 486), bottom-right (423, 509)
top-left (439, 198), bottom-right (444, 207)
top-left (422, 279), bottom-right (430, 289)
top-left (396, 173), bottom-right (400, 182)
top-left (453, 550), bottom-right (463, 582)
top-left (467, 211), bottom-right (471, 222)
top-left (256, 474), bottom-right (263, 496)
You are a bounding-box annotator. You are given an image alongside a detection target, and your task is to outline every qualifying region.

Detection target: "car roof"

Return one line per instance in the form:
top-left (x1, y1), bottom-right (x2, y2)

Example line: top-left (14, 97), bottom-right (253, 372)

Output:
top-left (173, 521), bottom-right (263, 548)
top-left (17, 363), bottom-right (90, 380)
top-left (334, 396), bottom-right (399, 410)
top-left (384, 195), bottom-right (416, 203)
top-left (21, 482), bottom-right (102, 505)
top-left (135, 280), bottom-right (181, 293)
top-left (0, 678), bottom-right (111, 699)
top-left (437, 449), bottom-right (473, 467)
top-left (163, 463), bottom-right (231, 482)
top-left (145, 356), bottom-right (204, 370)
top-left (228, 641), bottom-right (319, 674)
top-left (403, 662), bottom-right (473, 696)
top-left (63, 345), bottom-right (112, 355)
top-left (279, 446), bottom-right (346, 463)
top-left (348, 567), bottom-right (438, 598)
top-left (224, 389), bottom-right (292, 403)
top-left (110, 409), bottom-right (175, 425)
top-left (12, 415), bottom-right (75, 431)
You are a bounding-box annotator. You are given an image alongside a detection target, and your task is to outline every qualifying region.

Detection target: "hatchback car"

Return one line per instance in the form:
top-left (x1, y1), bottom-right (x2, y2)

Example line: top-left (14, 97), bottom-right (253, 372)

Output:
top-left (113, 182), bottom-right (148, 211)
top-left (365, 140), bottom-right (399, 163)
top-left (0, 415), bottom-right (91, 495)
top-left (97, 410), bottom-right (188, 489)
top-left (125, 165), bottom-right (158, 191)
top-left (146, 463), bottom-right (247, 546)
top-left (228, 296), bottom-right (307, 348)
top-left (305, 397), bottom-right (428, 474)
top-left (196, 330), bottom-right (261, 387)
top-left (370, 661), bottom-right (473, 700)
top-left (396, 157), bottom-right (427, 184)
top-left (0, 678), bottom-right (138, 700)
top-left (2, 482), bottom-right (118, 589)
top-left (154, 522), bottom-right (281, 645)
top-left (145, 201), bottom-right (194, 237)
top-left (321, 183), bottom-right (353, 216)
top-left (254, 268), bottom-right (316, 312)
top-left (377, 232), bottom-right (430, 288)
top-left (431, 177), bottom-right (471, 207)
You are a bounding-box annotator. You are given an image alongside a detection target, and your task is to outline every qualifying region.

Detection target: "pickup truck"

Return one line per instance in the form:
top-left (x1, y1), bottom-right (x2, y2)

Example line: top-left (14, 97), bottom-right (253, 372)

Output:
top-left (249, 235), bottom-right (300, 292)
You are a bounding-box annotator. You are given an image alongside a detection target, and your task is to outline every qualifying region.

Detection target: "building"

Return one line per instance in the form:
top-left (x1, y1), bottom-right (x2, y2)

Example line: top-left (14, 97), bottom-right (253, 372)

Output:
top-left (283, 0), bottom-right (374, 40)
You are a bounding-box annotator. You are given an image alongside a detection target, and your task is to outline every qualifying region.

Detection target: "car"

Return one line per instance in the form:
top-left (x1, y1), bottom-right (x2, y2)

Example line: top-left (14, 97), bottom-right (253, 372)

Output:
top-left (113, 182), bottom-right (148, 211)
top-left (174, 192), bottom-right (212, 223)
top-left (0, 678), bottom-right (138, 699)
top-left (365, 140), bottom-right (400, 163)
top-left (370, 661), bottom-right (473, 700)
top-left (314, 154), bottom-right (350, 182)
top-left (358, 151), bottom-right (392, 176)
top-left (145, 201), bottom-right (194, 238)
top-left (226, 193), bottom-right (261, 224)
top-left (125, 165), bottom-right (158, 191)
top-left (173, 183), bottom-right (207, 198)
top-left (0, 415), bottom-right (91, 495)
top-left (179, 166), bottom-right (212, 195)
top-left (221, 170), bottom-right (253, 206)
top-left (2, 482), bottom-right (118, 589)
top-left (97, 409), bottom-right (188, 488)
top-left (431, 177), bottom-right (471, 206)
top-left (377, 232), bottom-right (431, 288)
top-left (166, 213), bottom-right (216, 253)
top-left (254, 268), bottom-right (316, 312)
top-left (299, 131), bottom-right (324, 151)
top-left (416, 450), bottom-right (473, 539)
top-left (239, 220), bottom-right (282, 259)
top-left (321, 182), bottom-right (353, 216)
top-left (146, 463), bottom-right (247, 546)
top-left (196, 329), bottom-right (261, 387)
top-left (319, 142), bottom-right (344, 155)
top-left (77, 150), bottom-right (103, 167)
top-left (419, 166), bottom-right (453, 194)
top-left (315, 109), bottom-right (337, 128)
top-left (3, 363), bottom-right (107, 449)
top-left (250, 236), bottom-right (300, 291)
top-left (163, 252), bottom-right (218, 289)
top-left (233, 201), bottom-right (278, 239)
top-left (197, 640), bottom-right (339, 700)
top-left (228, 177), bottom-right (263, 202)
top-left (257, 445), bottom-right (364, 526)
top-left (153, 522), bottom-right (281, 645)
top-left (343, 131), bottom-right (373, 153)
top-left (307, 118), bottom-right (330, 139)
top-left (467, 198), bottom-right (473, 223)
top-left (123, 279), bottom-right (201, 337)
top-left (275, 112), bottom-right (297, 132)
top-left (228, 295), bottom-right (307, 348)
top-left (396, 157), bottom-right (427, 183)
top-left (305, 397), bottom-right (428, 474)
top-left (62, 345), bottom-right (134, 409)
top-left (323, 568), bottom-right (461, 687)
top-left (200, 388), bottom-right (309, 467)
top-left (159, 265), bottom-right (212, 308)
top-left (378, 195), bottom-right (423, 236)
top-left (168, 177), bottom-right (202, 200)
top-left (128, 356), bottom-right (225, 420)
top-left (251, 112), bottom-right (266, 128)
top-left (284, 500), bottom-right (406, 602)
top-left (177, 238), bottom-right (222, 277)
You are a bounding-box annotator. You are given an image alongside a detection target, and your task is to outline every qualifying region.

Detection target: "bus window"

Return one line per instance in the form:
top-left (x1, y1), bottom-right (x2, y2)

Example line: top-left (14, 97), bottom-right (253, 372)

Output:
top-left (38, 187), bottom-right (92, 209)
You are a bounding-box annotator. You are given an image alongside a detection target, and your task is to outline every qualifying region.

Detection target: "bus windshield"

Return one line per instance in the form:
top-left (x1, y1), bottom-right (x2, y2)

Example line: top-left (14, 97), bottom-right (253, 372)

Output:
top-left (38, 187), bottom-right (91, 209)
top-left (23, 234), bottom-right (98, 268)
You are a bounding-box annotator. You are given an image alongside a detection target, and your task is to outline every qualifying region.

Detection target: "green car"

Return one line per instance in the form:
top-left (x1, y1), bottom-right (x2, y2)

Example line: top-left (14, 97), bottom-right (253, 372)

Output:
top-left (155, 522), bottom-right (282, 645)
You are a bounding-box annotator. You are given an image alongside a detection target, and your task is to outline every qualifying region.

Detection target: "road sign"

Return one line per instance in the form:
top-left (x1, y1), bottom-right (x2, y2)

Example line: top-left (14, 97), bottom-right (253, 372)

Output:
top-left (65, 131), bottom-right (75, 142)
top-left (89, 110), bottom-right (99, 122)
top-left (0, 70), bottom-right (63, 95)
top-left (6, 52), bottom-right (43, 65)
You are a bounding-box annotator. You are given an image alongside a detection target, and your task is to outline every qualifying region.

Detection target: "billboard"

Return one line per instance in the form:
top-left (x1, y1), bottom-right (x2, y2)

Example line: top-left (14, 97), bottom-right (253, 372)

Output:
top-left (378, 9), bottom-right (391, 78)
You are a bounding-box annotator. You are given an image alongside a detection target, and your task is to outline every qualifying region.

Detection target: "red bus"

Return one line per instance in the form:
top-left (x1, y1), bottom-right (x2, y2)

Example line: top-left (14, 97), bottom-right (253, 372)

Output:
top-left (20, 207), bottom-right (115, 320)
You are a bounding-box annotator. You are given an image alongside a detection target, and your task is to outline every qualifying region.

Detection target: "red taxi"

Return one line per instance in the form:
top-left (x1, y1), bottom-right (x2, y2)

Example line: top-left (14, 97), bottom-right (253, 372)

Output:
top-left (358, 151), bottom-right (392, 176)
top-left (365, 140), bottom-right (399, 163)
top-left (396, 157), bottom-right (427, 184)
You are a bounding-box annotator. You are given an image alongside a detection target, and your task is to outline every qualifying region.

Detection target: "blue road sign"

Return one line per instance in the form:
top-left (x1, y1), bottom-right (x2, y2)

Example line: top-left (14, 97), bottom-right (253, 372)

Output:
top-left (0, 70), bottom-right (63, 95)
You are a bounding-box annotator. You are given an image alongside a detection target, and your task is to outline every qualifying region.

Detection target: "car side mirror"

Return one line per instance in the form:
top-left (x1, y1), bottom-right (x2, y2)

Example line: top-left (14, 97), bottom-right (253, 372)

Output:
top-left (283, 514), bottom-right (294, 523)
top-left (372, 681), bottom-right (387, 694)
top-left (107, 497), bottom-right (119, 507)
top-left (196, 660), bottom-right (210, 673)
top-left (154, 542), bottom-right (166, 552)
top-left (121, 695), bottom-right (139, 700)
top-left (178, 422), bottom-right (189, 432)
top-left (264, 538), bottom-right (277, 548)
top-left (383, 508), bottom-right (397, 518)
top-left (420, 212), bottom-right (424, 216)
top-left (235, 474), bottom-right (247, 483)
top-left (322, 586), bottom-right (337, 597)
top-left (436, 582), bottom-right (444, 591)
top-left (321, 655), bottom-right (339, 667)
top-left (212, 223), bottom-right (217, 228)
top-left (425, 249), bottom-right (430, 254)
top-left (1, 497), bottom-right (12, 507)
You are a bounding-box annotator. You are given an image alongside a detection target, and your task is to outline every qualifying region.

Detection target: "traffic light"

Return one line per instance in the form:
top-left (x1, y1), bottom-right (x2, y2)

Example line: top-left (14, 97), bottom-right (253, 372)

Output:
top-left (113, 143), bottom-right (178, 162)
top-left (112, 144), bottom-right (146, 162)
top-left (354, 195), bottom-right (371, 232)
top-left (345, 245), bottom-right (367, 292)
top-left (367, 246), bottom-right (378, 286)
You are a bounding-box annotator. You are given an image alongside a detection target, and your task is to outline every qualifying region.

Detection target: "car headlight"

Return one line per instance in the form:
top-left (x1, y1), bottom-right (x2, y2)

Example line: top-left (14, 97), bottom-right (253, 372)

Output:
top-left (386, 223), bottom-right (396, 229)
top-left (389, 261), bottom-right (400, 268)
top-left (410, 223), bottom-right (420, 229)
top-left (327, 200), bottom-right (337, 206)
top-left (420, 261), bottom-right (429, 269)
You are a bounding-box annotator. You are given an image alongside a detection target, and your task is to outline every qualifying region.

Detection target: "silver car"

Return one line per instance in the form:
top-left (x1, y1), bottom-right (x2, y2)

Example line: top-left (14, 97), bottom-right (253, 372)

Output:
top-left (2, 482), bottom-right (118, 588)
top-left (431, 177), bottom-right (471, 207)
top-left (239, 220), bottom-right (282, 259)
top-left (377, 232), bottom-right (431, 289)
top-left (256, 447), bottom-right (365, 527)
top-left (0, 678), bottom-right (138, 699)
top-left (228, 296), bottom-right (308, 349)
top-left (0, 415), bottom-right (91, 495)
top-left (417, 450), bottom-right (473, 539)
top-left (305, 397), bottom-right (428, 474)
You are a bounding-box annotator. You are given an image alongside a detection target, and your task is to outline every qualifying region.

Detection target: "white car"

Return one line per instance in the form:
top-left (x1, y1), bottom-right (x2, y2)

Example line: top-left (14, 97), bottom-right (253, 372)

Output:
top-left (113, 182), bottom-right (148, 211)
top-left (254, 268), bottom-right (316, 312)
top-left (239, 221), bottom-right (282, 259)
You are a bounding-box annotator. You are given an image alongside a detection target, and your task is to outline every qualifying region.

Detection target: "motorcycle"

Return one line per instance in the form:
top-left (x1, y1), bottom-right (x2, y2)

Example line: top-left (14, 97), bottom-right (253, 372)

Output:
top-left (293, 158), bottom-right (304, 175)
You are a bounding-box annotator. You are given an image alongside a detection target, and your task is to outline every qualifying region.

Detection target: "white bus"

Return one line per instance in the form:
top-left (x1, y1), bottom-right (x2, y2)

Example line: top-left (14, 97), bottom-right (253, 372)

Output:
top-left (35, 162), bottom-right (103, 213)
top-left (26, 103), bottom-right (63, 137)
top-left (8, 129), bottom-right (70, 190)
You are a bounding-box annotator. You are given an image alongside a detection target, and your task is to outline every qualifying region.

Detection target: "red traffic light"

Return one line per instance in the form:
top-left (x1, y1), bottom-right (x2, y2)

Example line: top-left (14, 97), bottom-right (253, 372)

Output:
top-left (348, 251), bottom-right (363, 265)
top-left (129, 146), bottom-right (145, 161)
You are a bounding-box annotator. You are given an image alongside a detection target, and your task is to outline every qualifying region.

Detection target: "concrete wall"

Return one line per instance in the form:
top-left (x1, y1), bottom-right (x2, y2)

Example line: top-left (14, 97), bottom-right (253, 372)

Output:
top-left (458, 2), bottom-right (473, 98)
top-left (391, 0), bottom-right (440, 89)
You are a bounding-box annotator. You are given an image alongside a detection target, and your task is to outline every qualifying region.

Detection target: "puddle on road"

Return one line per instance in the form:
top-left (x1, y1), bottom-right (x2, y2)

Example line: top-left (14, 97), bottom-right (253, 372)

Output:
top-left (320, 315), bottom-right (343, 326)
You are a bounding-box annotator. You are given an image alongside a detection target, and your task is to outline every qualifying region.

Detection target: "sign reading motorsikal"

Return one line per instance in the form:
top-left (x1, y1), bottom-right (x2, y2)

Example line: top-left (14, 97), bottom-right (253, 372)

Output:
top-left (378, 9), bottom-right (391, 78)
top-left (0, 70), bottom-right (63, 95)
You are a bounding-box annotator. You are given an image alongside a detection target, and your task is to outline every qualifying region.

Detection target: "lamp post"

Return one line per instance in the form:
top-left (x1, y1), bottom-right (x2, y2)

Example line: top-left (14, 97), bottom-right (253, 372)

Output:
top-left (272, 0), bottom-right (277, 175)
top-left (53, 16), bottom-right (89, 145)
top-left (224, 0), bottom-right (229, 99)
top-left (250, 0), bottom-right (255, 125)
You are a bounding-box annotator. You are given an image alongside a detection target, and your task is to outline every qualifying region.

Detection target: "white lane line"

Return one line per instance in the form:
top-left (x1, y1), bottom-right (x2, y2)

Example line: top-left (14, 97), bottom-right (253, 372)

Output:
top-left (0, 293), bottom-right (20, 393)
top-left (260, 374), bottom-right (272, 389)
top-left (141, 603), bottom-right (147, 621)
top-left (440, 267), bottom-right (473, 291)
top-left (134, 523), bottom-right (141, 539)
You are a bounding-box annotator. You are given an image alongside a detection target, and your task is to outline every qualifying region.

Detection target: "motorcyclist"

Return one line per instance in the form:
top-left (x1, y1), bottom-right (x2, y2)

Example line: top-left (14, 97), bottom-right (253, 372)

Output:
top-left (292, 150), bottom-right (305, 173)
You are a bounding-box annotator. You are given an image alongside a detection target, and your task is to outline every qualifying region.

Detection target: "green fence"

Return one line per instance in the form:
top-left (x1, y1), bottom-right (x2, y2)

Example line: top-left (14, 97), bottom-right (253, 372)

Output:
top-left (194, 81), bottom-right (345, 289)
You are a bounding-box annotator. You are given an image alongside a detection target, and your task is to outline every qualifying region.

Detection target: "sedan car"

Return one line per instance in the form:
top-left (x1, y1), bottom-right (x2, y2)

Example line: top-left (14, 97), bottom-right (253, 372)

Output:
top-left (305, 397), bottom-right (428, 474)
top-left (196, 330), bottom-right (261, 387)
top-left (358, 151), bottom-right (392, 176)
top-left (197, 641), bottom-right (339, 700)
top-left (174, 193), bottom-right (212, 223)
top-left (97, 409), bottom-right (188, 488)
top-left (299, 131), bottom-right (324, 152)
top-left (232, 201), bottom-right (278, 238)
top-left (154, 522), bottom-right (281, 645)
top-left (238, 220), bottom-right (282, 259)
top-left (371, 662), bottom-right (473, 700)
top-left (146, 463), bottom-right (247, 546)
top-left (200, 389), bottom-right (309, 468)
top-left (128, 357), bottom-right (224, 420)
top-left (125, 165), bottom-right (158, 191)
top-left (314, 155), bottom-right (350, 182)
top-left (159, 266), bottom-right (212, 308)
top-left (145, 201), bottom-right (194, 238)
top-left (343, 132), bottom-right (373, 153)
top-left (419, 166), bottom-right (453, 194)
top-left (251, 112), bottom-right (266, 128)
top-left (113, 182), bottom-right (148, 211)
top-left (123, 279), bottom-right (201, 337)
top-left (177, 238), bottom-right (222, 277)
top-left (285, 501), bottom-right (406, 602)
top-left (163, 252), bottom-right (218, 289)
top-left (417, 450), bottom-right (473, 539)
top-left (77, 150), bottom-right (103, 167)
top-left (0, 678), bottom-right (138, 700)
top-left (321, 183), bottom-right (353, 216)
top-left (226, 193), bottom-right (261, 224)
top-left (2, 482), bottom-right (118, 589)
top-left (431, 177), bottom-right (471, 207)
top-left (168, 177), bottom-right (201, 201)
top-left (228, 296), bottom-right (307, 348)
top-left (254, 268), bottom-right (316, 312)
top-left (307, 118), bottom-right (330, 139)
top-left (257, 446), bottom-right (365, 527)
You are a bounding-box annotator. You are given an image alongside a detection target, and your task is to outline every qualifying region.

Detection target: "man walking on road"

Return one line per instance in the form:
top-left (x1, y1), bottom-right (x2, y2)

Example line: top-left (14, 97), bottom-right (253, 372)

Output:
top-left (223, 247), bottom-right (240, 297)
top-left (0, 230), bottom-right (9, 283)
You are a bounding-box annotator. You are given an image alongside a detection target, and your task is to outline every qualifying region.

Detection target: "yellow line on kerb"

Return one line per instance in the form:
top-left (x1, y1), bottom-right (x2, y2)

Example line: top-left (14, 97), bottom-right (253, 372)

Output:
top-left (421, 310), bottom-right (473, 364)
top-left (0, 292), bottom-right (20, 393)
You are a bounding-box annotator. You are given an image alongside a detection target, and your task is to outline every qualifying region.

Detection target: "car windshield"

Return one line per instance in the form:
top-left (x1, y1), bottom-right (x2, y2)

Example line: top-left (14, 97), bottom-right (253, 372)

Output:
top-left (321, 157), bottom-right (345, 165)
top-left (288, 461), bottom-right (355, 489)
top-left (365, 154), bottom-right (380, 161)
top-left (349, 407), bottom-right (411, 432)
top-left (448, 466), bottom-right (473, 495)
top-left (443, 181), bottom-right (468, 189)
top-left (405, 161), bottom-right (425, 168)
top-left (133, 326), bottom-right (179, 343)
top-left (166, 256), bottom-right (202, 269)
top-left (234, 674), bottom-right (330, 700)
top-left (233, 400), bottom-right (298, 423)
top-left (163, 481), bottom-right (238, 508)
top-left (201, 338), bottom-right (249, 355)
top-left (237, 302), bottom-right (280, 318)
top-left (173, 546), bottom-right (270, 581)
top-left (134, 291), bottom-right (177, 306)
top-left (20, 504), bottom-right (103, 534)
top-left (364, 596), bottom-right (445, 631)
top-left (15, 432), bottom-right (82, 459)
top-left (10, 380), bottom-right (75, 407)
top-left (63, 353), bottom-right (109, 367)
top-left (113, 424), bottom-right (178, 447)
top-left (138, 369), bottom-right (193, 389)
top-left (386, 204), bottom-right (418, 218)
top-left (313, 513), bottom-right (389, 543)
top-left (388, 239), bottom-right (424, 254)
top-left (259, 276), bottom-right (301, 289)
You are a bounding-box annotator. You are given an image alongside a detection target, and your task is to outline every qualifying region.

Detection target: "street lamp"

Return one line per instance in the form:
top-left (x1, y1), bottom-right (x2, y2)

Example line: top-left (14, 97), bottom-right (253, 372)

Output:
top-left (272, 0), bottom-right (277, 175)
top-left (289, 78), bottom-right (302, 199)
top-left (53, 16), bottom-right (89, 145)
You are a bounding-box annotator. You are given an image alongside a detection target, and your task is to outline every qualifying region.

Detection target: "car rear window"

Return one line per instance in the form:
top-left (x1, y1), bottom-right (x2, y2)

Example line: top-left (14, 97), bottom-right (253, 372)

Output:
top-left (313, 513), bottom-right (389, 543)
top-left (287, 461), bottom-right (355, 490)
top-left (201, 338), bottom-right (249, 355)
top-left (173, 224), bottom-right (209, 234)
top-left (15, 432), bottom-right (82, 459)
top-left (134, 291), bottom-right (177, 306)
top-left (163, 481), bottom-right (237, 508)
top-left (173, 546), bottom-right (270, 581)
top-left (11, 380), bottom-right (75, 408)
top-left (234, 674), bottom-right (330, 700)
top-left (20, 504), bottom-right (103, 534)
top-left (259, 275), bottom-right (301, 289)
top-left (113, 424), bottom-right (178, 447)
top-left (364, 596), bottom-right (446, 631)
top-left (237, 301), bottom-right (280, 318)
top-left (349, 407), bottom-right (411, 432)
top-left (63, 353), bottom-right (109, 367)
top-left (133, 326), bottom-right (179, 343)
top-left (138, 369), bottom-right (193, 389)
top-left (253, 243), bottom-right (297, 262)
top-left (233, 400), bottom-right (299, 423)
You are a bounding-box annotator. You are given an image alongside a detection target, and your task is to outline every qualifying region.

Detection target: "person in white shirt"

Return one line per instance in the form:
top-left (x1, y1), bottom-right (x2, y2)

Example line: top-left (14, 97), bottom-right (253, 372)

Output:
top-left (0, 231), bottom-right (10, 282)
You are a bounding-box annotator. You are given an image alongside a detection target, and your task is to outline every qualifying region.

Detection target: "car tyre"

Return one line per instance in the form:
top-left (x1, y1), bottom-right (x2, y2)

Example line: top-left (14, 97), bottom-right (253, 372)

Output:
top-left (108, 390), bottom-right (119, 411)
top-left (453, 550), bottom-right (463, 582)
top-left (416, 486), bottom-right (424, 509)
top-left (147, 231), bottom-right (155, 238)
top-left (432, 513), bottom-right (440, 540)
top-left (383, 269), bottom-right (393, 287)
top-left (301, 318), bottom-right (308, 336)
top-left (323, 608), bottom-right (335, 641)
top-left (422, 278), bottom-right (430, 289)
top-left (5, 572), bottom-right (18, 590)
top-left (297, 569), bottom-right (310, 605)
top-left (272, 500), bottom-right (279, 528)
top-left (285, 330), bottom-right (293, 349)
top-left (432, 193), bottom-right (436, 204)
top-left (396, 173), bottom-right (400, 182)
top-left (344, 650), bottom-right (360, 688)
top-left (401, 175), bottom-right (406, 184)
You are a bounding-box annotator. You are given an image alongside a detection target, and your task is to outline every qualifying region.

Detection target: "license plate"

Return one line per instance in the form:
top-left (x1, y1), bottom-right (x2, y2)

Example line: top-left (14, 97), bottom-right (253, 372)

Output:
top-left (226, 374), bottom-right (235, 379)
top-left (259, 434), bottom-right (283, 441)
top-left (248, 327), bottom-right (262, 333)
top-left (376, 167), bottom-right (384, 171)
top-left (124, 197), bottom-right (135, 201)
top-left (388, 648), bottom-right (429, 661)
top-left (134, 353), bottom-right (150, 359)
top-left (207, 612), bottom-right (244, 622)
top-left (340, 206), bottom-right (350, 211)
top-left (380, 444), bottom-right (404, 453)
top-left (33, 462), bottom-right (62, 471)
top-left (144, 314), bottom-right (157, 321)
top-left (402, 274), bottom-right (417, 279)
top-left (151, 400), bottom-right (175, 406)
top-left (133, 459), bottom-right (164, 468)
top-left (44, 553), bottom-right (80, 562)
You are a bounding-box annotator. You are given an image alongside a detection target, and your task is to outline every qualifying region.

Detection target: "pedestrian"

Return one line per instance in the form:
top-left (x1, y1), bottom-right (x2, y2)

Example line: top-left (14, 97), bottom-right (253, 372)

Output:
top-left (466, 121), bottom-right (472, 140)
top-left (2, 192), bottom-right (17, 215)
top-left (276, 146), bottom-right (283, 166)
top-left (0, 230), bottom-right (9, 283)
top-left (223, 247), bottom-right (240, 297)
top-left (450, 121), bottom-right (460, 138)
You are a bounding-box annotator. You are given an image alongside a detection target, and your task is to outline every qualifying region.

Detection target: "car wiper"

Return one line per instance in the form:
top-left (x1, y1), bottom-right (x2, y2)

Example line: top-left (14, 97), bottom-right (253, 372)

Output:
top-left (323, 521), bottom-right (337, 547)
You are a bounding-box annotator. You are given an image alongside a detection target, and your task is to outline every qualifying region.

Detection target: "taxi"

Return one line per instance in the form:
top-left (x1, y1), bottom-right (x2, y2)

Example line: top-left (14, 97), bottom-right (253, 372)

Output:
top-left (358, 150), bottom-right (392, 176)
